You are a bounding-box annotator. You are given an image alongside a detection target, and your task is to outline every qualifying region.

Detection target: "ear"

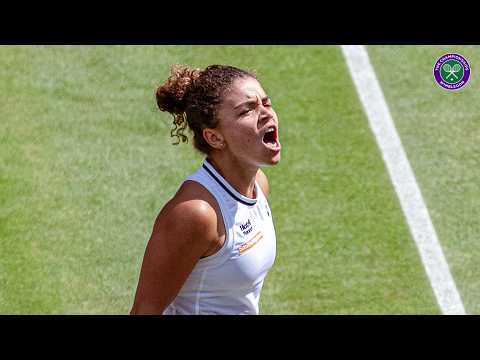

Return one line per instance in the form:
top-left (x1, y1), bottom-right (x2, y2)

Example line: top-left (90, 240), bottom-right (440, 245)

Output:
top-left (203, 128), bottom-right (225, 150)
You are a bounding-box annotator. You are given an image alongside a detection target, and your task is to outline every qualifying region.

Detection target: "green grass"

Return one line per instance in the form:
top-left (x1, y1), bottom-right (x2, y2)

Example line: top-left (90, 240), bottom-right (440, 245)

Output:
top-left (254, 46), bottom-right (438, 314)
top-left (0, 45), bottom-right (443, 314)
top-left (368, 45), bottom-right (480, 314)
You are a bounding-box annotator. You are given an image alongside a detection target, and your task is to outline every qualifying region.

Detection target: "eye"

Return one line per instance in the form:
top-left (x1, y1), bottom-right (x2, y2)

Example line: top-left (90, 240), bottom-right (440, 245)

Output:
top-left (241, 107), bottom-right (255, 115)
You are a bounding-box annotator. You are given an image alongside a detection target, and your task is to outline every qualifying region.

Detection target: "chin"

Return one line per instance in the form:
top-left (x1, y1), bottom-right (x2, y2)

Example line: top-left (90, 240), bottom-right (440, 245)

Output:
top-left (263, 152), bottom-right (281, 166)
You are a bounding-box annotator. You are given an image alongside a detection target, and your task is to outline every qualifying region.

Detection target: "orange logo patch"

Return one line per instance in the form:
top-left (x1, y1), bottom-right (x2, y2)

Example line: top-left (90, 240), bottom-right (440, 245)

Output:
top-left (239, 231), bottom-right (264, 254)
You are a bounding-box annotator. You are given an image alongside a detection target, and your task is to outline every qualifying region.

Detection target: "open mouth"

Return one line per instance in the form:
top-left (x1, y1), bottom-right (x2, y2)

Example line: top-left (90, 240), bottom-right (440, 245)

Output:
top-left (262, 126), bottom-right (281, 151)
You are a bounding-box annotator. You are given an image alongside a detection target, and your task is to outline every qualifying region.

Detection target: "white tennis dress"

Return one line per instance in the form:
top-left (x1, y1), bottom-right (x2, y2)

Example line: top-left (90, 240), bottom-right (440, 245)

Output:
top-left (162, 158), bottom-right (277, 315)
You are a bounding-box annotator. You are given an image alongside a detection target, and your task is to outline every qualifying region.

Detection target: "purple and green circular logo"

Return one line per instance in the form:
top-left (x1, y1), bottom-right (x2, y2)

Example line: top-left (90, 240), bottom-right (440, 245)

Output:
top-left (433, 53), bottom-right (470, 90)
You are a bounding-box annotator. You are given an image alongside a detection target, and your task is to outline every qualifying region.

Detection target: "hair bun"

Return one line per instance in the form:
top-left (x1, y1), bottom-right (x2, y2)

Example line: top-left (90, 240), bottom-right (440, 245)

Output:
top-left (155, 64), bottom-right (201, 115)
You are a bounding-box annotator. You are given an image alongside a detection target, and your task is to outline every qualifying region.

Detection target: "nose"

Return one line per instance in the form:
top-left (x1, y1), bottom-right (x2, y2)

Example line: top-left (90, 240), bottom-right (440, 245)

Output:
top-left (258, 102), bottom-right (273, 124)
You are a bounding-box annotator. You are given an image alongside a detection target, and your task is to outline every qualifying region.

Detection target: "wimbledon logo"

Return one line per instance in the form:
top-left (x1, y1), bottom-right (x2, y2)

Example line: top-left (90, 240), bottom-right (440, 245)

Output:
top-left (433, 53), bottom-right (471, 90)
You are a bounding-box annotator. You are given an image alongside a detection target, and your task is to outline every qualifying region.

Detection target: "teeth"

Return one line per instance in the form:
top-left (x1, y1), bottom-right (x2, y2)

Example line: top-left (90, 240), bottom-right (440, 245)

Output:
top-left (266, 127), bottom-right (275, 133)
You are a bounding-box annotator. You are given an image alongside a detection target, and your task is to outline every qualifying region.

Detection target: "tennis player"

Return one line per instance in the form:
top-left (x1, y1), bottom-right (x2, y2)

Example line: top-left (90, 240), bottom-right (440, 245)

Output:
top-left (130, 64), bottom-right (281, 315)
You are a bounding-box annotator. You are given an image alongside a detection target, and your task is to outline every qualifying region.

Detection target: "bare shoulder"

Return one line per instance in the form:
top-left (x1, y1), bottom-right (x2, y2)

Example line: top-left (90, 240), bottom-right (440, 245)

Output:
top-left (255, 168), bottom-right (269, 198)
top-left (154, 181), bottom-right (220, 250)
top-left (130, 181), bottom-right (222, 314)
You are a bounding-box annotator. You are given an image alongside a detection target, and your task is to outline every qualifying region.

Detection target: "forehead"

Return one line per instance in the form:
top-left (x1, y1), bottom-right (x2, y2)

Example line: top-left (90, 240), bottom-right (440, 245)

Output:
top-left (222, 77), bottom-right (267, 104)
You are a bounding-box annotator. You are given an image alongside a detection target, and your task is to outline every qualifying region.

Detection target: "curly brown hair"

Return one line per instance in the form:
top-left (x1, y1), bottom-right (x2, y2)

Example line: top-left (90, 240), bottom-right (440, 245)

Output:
top-left (155, 64), bottom-right (256, 154)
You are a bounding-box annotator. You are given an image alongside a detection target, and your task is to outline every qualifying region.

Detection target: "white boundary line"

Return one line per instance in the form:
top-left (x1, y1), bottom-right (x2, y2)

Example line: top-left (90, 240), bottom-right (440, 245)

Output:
top-left (341, 45), bottom-right (466, 315)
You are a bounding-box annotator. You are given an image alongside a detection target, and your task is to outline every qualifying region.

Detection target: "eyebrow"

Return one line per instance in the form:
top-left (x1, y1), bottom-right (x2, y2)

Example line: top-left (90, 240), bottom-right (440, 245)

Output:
top-left (234, 96), bottom-right (270, 109)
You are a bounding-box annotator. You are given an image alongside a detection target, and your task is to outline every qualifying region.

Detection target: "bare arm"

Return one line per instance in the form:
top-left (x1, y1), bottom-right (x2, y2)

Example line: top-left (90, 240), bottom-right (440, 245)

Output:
top-left (130, 196), bottom-right (218, 315)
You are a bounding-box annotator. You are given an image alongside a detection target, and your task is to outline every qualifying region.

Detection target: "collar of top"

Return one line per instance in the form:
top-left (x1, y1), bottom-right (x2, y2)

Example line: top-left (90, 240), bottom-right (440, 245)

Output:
top-left (202, 159), bottom-right (258, 206)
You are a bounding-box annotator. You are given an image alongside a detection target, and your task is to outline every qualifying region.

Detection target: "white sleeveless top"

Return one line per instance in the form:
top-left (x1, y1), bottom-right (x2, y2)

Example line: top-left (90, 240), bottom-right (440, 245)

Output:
top-left (162, 159), bottom-right (277, 315)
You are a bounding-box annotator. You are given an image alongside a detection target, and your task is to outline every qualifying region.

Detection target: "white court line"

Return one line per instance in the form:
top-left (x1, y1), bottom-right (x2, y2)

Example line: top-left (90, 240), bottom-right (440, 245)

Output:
top-left (341, 45), bottom-right (466, 315)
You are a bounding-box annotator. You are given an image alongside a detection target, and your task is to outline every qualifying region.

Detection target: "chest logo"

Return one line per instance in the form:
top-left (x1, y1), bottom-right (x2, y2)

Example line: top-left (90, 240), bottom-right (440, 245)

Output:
top-left (239, 218), bottom-right (253, 235)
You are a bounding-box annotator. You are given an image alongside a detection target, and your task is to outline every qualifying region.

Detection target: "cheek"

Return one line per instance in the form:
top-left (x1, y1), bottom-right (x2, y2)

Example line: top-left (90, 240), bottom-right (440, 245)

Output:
top-left (244, 132), bottom-right (255, 145)
top-left (220, 112), bottom-right (260, 147)
top-left (228, 125), bottom-right (258, 148)
top-left (242, 126), bottom-right (258, 144)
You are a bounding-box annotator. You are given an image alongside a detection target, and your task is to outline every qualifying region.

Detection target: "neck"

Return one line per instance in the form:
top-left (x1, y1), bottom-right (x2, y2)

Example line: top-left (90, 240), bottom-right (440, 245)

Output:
top-left (206, 154), bottom-right (258, 199)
